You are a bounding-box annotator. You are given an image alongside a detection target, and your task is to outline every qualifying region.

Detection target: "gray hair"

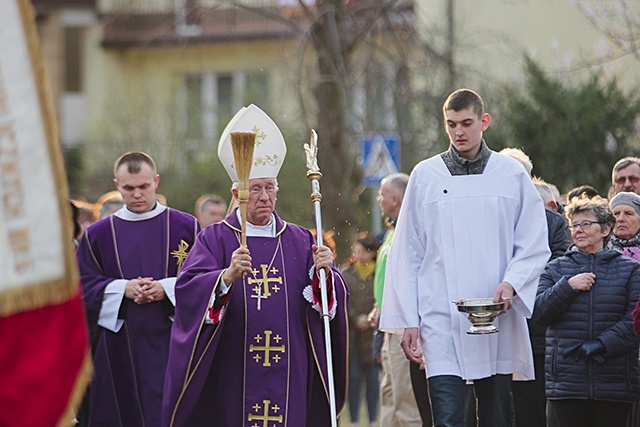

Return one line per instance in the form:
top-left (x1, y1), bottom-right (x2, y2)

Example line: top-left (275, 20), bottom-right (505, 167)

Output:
top-left (381, 173), bottom-right (410, 199)
top-left (231, 178), bottom-right (279, 191)
top-left (500, 147), bottom-right (533, 176)
top-left (532, 178), bottom-right (555, 207)
top-left (565, 195), bottom-right (614, 243)
top-left (612, 157), bottom-right (640, 184)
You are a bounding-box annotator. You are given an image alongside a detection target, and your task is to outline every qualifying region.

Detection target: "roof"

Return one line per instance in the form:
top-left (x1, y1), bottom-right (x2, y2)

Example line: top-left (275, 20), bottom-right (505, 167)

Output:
top-left (101, 6), bottom-right (303, 48)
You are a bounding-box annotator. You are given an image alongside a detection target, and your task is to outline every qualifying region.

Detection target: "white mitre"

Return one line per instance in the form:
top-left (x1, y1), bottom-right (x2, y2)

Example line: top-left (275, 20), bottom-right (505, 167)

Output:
top-left (217, 104), bottom-right (287, 181)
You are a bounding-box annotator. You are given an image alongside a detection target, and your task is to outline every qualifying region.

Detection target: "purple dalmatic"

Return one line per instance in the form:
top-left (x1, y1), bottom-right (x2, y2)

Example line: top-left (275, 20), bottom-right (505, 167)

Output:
top-left (162, 210), bottom-right (349, 427)
top-left (77, 206), bottom-right (200, 427)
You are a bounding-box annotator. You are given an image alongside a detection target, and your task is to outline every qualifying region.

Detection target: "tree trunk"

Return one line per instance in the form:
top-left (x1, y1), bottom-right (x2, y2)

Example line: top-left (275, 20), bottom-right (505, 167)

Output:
top-left (312, 0), bottom-right (358, 261)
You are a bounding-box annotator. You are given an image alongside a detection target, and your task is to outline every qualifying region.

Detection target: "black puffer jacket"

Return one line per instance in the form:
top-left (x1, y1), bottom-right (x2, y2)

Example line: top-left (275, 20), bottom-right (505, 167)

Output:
top-left (528, 209), bottom-right (572, 355)
top-left (534, 247), bottom-right (640, 403)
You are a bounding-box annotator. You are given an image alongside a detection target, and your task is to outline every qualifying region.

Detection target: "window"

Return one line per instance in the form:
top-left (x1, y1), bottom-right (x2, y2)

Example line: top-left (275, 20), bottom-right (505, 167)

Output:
top-left (181, 71), bottom-right (269, 147)
top-left (64, 27), bottom-right (83, 92)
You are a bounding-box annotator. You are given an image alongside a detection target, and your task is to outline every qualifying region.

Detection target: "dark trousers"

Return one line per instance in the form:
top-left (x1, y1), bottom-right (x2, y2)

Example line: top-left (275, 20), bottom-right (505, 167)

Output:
top-left (512, 352), bottom-right (546, 427)
top-left (626, 359), bottom-right (640, 427)
top-left (348, 343), bottom-right (380, 423)
top-left (428, 374), bottom-right (512, 427)
top-left (465, 385), bottom-right (477, 427)
top-left (409, 360), bottom-right (433, 426)
top-left (547, 399), bottom-right (631, 427)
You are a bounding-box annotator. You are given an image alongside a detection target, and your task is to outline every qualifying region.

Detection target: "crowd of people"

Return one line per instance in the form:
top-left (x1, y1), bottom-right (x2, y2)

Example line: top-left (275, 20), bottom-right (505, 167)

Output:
top-left (69, 89), bottom-right (640, 427)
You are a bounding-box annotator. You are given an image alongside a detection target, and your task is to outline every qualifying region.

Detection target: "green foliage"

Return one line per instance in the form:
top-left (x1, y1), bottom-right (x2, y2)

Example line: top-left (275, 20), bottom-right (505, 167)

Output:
top-left (158, 151), bottom-right (232, 216)
top-left (490, 56), bottom-right (640, 196)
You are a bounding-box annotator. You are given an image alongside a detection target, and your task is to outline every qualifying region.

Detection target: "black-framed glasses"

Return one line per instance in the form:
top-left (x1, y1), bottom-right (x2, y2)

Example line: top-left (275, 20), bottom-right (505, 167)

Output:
top-left (568, 220), bottom-right (602, 231)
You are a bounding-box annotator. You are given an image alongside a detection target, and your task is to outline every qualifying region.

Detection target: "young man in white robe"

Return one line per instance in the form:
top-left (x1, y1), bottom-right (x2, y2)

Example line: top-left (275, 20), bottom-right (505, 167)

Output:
top-left (380, 88), bottom-right (550, 427)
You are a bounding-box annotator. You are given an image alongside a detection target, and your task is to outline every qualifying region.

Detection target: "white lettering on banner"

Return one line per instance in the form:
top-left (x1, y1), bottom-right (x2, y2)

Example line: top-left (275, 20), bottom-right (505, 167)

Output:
top-left (0, 66), bottom-right (34, 273)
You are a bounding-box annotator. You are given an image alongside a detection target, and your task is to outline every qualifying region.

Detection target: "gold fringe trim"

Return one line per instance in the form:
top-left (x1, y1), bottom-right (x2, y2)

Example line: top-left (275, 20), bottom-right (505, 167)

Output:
top-left (0, 273), bottom-right (79, 317)
top-left (57, 352), bottom-right (93, 427)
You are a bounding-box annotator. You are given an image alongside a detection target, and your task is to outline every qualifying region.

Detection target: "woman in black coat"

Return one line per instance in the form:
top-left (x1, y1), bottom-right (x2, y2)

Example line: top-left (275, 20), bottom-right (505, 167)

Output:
top-left (534, 195), bottom-right (640, 427)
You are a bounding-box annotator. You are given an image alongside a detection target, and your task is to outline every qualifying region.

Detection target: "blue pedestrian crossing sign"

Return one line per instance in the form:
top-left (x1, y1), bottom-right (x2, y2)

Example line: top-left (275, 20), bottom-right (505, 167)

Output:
top-left (360, 134), bottom-right (400, 187)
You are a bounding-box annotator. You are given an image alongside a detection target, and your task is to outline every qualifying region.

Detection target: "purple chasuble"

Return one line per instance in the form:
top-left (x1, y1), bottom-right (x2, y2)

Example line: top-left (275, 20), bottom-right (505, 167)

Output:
top-left (163, 210), bottom-right (348, 427)
top-left (77, 208), bottom-right (199, 427)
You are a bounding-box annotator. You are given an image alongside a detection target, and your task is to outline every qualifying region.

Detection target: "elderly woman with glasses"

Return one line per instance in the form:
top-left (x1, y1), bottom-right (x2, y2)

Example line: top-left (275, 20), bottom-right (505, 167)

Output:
top-left (534, 195), bottom-right (640, 427)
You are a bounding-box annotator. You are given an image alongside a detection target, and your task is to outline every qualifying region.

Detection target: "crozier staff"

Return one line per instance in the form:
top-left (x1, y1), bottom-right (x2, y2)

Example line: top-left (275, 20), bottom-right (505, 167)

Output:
top-left (162, 104), bottom-right (349, 427)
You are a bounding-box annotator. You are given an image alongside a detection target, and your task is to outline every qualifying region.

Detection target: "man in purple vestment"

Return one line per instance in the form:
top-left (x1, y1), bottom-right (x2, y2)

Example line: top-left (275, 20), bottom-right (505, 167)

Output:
top-left (162, 105), bottom-right (349, 427)
top-left (77, 152), bottom-right (200, 427)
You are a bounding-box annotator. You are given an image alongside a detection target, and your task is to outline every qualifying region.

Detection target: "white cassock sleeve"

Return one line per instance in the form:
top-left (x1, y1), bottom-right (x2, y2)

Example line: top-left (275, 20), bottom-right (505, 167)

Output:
top-left (501, 172), bottom-right (550, 318)
top-left (159, 277), bottom-right (177, 306)
top-left (98, 279), bottom-right (127, 333)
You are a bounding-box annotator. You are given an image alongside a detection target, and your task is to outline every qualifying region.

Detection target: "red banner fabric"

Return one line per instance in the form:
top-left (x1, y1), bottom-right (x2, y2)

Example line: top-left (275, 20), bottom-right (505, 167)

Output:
top-left (0, 291), bottom-right (89, 427)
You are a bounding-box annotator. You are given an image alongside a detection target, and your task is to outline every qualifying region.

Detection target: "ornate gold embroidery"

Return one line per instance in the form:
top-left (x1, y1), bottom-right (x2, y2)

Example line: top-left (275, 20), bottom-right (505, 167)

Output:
top-left (253, 154), bottom-right (281, 167)
top-left (249, 264), bottom-right (283, 310)
top-left (248, 399), bottom-right (283, 426)
top-left (171, 239), bottom-right (189, 271)
top-left (249, 330), bottom-right (285, 367)
top-left (251, 125), bottom-right (267, 146)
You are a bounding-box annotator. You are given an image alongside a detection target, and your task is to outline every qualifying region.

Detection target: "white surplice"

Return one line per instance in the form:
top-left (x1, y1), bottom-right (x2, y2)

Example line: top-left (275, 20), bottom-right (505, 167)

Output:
top-left (380, 152), bottom-right (550, 381)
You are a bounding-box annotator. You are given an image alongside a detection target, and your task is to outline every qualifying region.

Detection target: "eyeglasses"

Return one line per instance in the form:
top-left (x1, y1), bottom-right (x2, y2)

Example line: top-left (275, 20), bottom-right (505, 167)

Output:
top-left (568, 220), bottom-right (602, 231)
top-left (249, 186), bottom-right (277, 195)
top-left (615, 176), bottom-right (640, 185)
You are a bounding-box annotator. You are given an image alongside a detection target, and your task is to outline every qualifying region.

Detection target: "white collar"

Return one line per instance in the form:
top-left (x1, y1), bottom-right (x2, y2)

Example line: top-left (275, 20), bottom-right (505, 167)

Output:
top-left (235, 209), bottom-right (276, 237)
top-left (114, 202), bottom-right (167, 221)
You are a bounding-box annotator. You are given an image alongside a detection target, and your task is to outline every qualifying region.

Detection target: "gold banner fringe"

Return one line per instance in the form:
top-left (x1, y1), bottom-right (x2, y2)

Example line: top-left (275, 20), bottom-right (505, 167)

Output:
top-left (57, 352), bottom-right (93, 427)
top-left (0, 274), bottom-right (79, 317)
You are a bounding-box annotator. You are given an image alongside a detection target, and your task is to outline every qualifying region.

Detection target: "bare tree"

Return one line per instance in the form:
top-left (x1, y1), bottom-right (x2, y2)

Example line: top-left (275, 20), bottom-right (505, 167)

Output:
top-left (205, 0), bottom-right (429, 254)
top-left (89, 0), bottom-right (453, 257)
top-left (573, 0), bottom-right (640, 63)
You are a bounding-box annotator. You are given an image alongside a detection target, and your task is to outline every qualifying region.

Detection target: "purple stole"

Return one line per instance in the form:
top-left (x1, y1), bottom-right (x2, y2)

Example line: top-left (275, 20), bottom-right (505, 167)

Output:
top-left (78, 208), bottom-right (199, 427)
top-left (163, 211), bottom-right (348, 427)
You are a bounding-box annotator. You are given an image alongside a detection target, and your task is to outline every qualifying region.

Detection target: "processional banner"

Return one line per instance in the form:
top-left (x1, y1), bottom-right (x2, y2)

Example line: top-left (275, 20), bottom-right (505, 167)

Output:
top-left (0, 1), bottom-right (90, 425)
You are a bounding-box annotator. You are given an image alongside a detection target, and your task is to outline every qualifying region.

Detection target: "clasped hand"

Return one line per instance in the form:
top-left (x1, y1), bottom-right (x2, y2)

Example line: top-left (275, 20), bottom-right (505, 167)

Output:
top-left (126, 277), bottom-right (165, 304)
top-left (563, 340), bottom-right (606, 363)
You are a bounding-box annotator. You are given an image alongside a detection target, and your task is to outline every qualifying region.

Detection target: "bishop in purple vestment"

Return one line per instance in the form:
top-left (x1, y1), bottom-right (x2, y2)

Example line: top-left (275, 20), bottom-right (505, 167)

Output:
top-left (77, 152), bottom-right (200, 426)
top-left (162, 179), bottom-right (348, 427)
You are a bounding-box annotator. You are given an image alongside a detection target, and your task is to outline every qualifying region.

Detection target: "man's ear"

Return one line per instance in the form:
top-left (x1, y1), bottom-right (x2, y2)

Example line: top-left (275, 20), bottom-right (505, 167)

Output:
top-left (154, 174), bottom-right (160, 188)
top-left (231, 188), bottom-right (239, 200)
top-left (481, 113), bottom-right (491, 131)
top-left (113, 178), bottom-right (119, 189)
top-left (547, 200), bottom-right (558, 212)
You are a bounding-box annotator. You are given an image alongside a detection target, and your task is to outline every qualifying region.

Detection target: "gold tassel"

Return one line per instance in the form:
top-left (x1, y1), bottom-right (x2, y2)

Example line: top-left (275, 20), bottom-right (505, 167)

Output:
top-left (230, 132), bottom-right (256, 248)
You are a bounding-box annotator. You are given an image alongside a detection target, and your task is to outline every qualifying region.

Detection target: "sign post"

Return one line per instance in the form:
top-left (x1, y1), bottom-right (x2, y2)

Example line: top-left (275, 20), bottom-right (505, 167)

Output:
top-left (360, 134), bottom-right (400, 236)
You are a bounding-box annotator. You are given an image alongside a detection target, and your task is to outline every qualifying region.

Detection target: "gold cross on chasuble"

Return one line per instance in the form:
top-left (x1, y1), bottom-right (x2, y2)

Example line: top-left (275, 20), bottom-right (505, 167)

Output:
top-left (247, 399), bottom-right (283, 427)
top-left (249, 330), bottom-right (285, 367)
top-left (171, 239), bottom-right (189, 271)
top-left (248, 264), bottom-right (283, 311)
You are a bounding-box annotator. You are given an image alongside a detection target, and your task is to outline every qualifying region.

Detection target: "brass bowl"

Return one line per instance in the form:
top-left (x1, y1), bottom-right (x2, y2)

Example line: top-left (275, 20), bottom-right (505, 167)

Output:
top-left (453, 298), bottom-right (506, 334)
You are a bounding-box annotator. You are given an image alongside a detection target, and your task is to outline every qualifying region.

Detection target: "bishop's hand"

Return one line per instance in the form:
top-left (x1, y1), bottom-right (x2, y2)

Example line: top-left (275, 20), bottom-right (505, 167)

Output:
top-left (223, 246), bottom-right (252, 284)
top-left (312, 244), bottom-right (333, 273)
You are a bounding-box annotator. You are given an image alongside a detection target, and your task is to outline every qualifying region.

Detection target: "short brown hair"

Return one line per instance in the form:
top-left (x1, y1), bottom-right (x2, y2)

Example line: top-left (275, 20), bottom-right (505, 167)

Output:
top-left (113, 152), bottom-right (157, 178)
top-left (443, 88), bottom-right (484, 118)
